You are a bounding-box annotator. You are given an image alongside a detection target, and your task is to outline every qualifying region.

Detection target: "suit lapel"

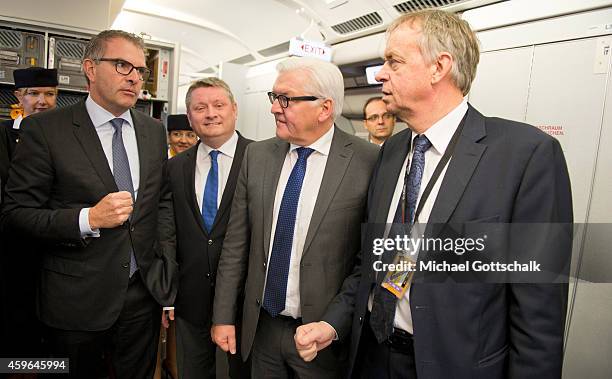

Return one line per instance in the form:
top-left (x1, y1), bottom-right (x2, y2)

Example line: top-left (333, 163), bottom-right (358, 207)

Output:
top-left (301, 128), bottom-right (352, 259)
top-left (183, 142), bottom-right (208, 235)
top-left (425, 105), bottom-right (487, 237)
top-left (72, 101), bottom-right (118, 194)
top-left (130, 110), bottom-right (151, 221)
top-left (263, 139), bottom-right (289, 262)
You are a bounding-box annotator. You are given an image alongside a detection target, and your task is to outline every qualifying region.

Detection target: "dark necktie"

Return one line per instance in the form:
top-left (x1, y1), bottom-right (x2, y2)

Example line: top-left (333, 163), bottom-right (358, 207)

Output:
top-left (110, 118), bottom-right (138, 277)
top-left (263, 147), bottom-right (314, 317)
top-left (202, 150), bottom-right (219, 232)
top-left (370, 134), bottom-right (432, 342)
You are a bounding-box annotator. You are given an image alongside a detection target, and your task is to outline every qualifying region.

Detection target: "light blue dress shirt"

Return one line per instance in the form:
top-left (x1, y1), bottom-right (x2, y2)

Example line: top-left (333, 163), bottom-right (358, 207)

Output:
top-left (78, 96), bottom-right (140, 237)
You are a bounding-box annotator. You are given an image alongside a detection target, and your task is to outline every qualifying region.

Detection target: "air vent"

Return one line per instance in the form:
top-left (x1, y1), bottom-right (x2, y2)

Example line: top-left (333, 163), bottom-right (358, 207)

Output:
top-left (56, 92), bottom-right (86, 108)
top-left (229, 54), bottom-right (256, 65)
top-left (331, 12), bottom-right (383, 35)
top-left (258, 41), bottom-right (290, 57)
top-left (56, 40), bottom-right (85, 59)
top-left (394, 0), bottom-right (467, 13)
top-left (0, 30), bottom-right (22, 49)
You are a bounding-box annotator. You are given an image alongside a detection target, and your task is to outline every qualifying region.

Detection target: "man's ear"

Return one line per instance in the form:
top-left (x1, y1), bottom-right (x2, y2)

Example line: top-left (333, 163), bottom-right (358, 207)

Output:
top-left (431, 52), bottom-right (453, 85)
top-left (318, 98), bottom-right (334, 123)
top-left (83, 59), bottom-right (96, 84)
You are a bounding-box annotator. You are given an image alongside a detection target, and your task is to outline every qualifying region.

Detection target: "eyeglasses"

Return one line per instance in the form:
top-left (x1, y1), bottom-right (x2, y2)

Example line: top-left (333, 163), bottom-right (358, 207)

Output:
top-left (95, 58), bottom-right (151, 81)
top-left (267, 92), bottom-right (321, 109)
top-left (365, 112), bottom-right (395, 122)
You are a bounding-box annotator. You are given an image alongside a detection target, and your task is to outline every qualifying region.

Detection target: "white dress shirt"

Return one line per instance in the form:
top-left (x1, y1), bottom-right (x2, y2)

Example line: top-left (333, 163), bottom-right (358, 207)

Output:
top-left (369, 100), bottom-right (468, 334)
top-left (195, 132), bottom-right (238, 212)
top-left (12, 115), bottom-right (23, 130)
top-left (263, 126), bottom-right (335, 318)
top-left (79, 95), bottom-right (140, 237)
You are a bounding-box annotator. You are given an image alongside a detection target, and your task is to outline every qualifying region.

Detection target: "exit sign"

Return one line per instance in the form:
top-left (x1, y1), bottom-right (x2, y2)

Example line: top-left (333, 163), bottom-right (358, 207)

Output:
top-left (289, 37), bottom-right (332, 61)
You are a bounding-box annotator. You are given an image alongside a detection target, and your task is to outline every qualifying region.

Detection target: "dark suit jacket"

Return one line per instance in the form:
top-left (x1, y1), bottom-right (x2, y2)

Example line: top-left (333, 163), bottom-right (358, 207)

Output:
top-left (0, 120), bottom-right (11, 202)
top-left (168, 133), bottom-right (252, 327)
top-left (0, 100), bottom-right (177, 331)
top-left (213, 127), bottom-right (379, 365)
top-left (338, 105), bottom-right (573, 379)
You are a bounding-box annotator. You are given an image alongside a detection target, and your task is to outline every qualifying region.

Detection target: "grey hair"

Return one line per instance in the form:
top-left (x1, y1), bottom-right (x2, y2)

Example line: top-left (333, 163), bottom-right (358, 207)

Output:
top-left (276, 57), bottom-right (344, 120)
top-left (388, 10), bottom-right (480, 96)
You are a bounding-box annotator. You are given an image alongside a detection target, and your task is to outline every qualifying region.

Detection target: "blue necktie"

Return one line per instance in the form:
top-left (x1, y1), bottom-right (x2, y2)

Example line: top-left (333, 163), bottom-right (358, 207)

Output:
top-left (370, 135), bottom-right (432, 342)
top-left (110, 118), bottom-right (138, 277)
top-left (263, 147), bottom-right (314, 317)
top-left (202, 150), bottom-right (219, 233)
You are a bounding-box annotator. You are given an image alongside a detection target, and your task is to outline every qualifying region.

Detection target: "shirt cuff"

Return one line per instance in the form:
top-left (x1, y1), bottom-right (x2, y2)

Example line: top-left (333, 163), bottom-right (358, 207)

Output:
top-left (79, 208), bottom-right (100, 238)
top-left (320, 321), bottom-right (339, 341)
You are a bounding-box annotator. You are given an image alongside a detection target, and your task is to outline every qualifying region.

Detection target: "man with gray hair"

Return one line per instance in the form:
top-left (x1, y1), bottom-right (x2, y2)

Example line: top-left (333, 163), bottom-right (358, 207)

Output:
top-left (0, 29), bottom-right (177, 378)
top-left (296, 9), bottom-right (572, 379)
top-left (211, 57), bottom-right (378, 377)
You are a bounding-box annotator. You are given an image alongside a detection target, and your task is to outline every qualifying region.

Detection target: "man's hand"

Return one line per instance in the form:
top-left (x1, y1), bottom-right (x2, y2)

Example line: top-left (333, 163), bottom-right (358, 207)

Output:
top-left (162, 308), bottom-right (174, 329)
top-left (294, 321), bottom-right (336, 362)
top-left (89, 191), bottom-right (133, 229)
top-left (211, 324), bottom-right (236, 354)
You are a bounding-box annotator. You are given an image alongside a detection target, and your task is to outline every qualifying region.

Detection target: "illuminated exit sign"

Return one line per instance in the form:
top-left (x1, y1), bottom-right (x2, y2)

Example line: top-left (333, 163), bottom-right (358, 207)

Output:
top-left (289, 37), bottom-right (332, 61)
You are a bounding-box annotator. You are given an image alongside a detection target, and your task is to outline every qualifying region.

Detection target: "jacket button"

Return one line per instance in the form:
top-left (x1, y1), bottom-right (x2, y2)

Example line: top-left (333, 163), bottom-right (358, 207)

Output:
top-left (206, 273), bottom-right (211, 278)
top-left (256, 299), bottom-right (261, 306)
top-left (208, 239), bottom-right (213, 245)
top-left (263, 262), bottom-right (267, 268)
top-left (122, 263), bottom-right (129, 268)
top-left (359, 316), bottom-right (363, 324)
top-left (130, 226), bottom-right (135, 232)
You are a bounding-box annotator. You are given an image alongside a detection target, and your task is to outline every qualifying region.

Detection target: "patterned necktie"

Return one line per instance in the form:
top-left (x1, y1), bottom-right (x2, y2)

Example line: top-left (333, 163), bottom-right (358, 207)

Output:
top-left (202, 150), bottom-right (219, 233)
top-left (370, 134), bottom-right (432, 342)
top-left (110, 118), bottom-right (138, 277)
top-left (263, 147), bottom-right (315, 317)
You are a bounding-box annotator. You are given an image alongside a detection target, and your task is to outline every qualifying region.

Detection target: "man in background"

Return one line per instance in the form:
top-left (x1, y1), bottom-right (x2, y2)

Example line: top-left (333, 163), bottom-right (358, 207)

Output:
top-left (167, 113), bottom-right (197, 158)
top-left (163, 78), bottom-right (252, 378)
top-left (363, 96), bottom-right (395, 145)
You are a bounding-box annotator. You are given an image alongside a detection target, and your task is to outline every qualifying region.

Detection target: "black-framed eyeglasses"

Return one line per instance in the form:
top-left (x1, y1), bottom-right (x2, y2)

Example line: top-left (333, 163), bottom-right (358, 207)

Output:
top-left (94, 58), bottom-right (151, 81)
top-left (267, 92), bottom-right (321, 109)
top-left (365, 112), bottom-right (395, 123)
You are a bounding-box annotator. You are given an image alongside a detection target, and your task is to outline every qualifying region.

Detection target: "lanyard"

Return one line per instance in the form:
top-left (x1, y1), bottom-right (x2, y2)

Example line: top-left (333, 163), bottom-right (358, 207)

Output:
top-left (400, 112), bottom-right (468, 224)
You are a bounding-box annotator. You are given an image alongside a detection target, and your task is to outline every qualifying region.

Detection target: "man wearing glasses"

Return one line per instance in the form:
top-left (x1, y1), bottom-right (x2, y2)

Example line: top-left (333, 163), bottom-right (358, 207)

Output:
top-left (212, 57), bottom-right (378, 378)
top-left (0, 30), bottom-right (176, 378)
top-left (363, 96), bottom-right (396, 146)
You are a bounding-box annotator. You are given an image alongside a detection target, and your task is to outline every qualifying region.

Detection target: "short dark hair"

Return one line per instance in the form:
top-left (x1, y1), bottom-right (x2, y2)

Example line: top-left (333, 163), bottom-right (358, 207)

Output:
top-left (363, 96), bottom-right (384, 119)
top-left (82, 30), bottom-right (146, 85)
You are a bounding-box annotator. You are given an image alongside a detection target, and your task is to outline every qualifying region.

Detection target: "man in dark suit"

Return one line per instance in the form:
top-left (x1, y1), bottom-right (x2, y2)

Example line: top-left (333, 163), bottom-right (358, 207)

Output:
top-left (211, 57), bottom-right (378, 378)
top-left (295, 10), bottom-right (573, 379)
top-left (0, 30), bottom-right (176, 378)
top-left (163, 78), bottom-right (252, 378)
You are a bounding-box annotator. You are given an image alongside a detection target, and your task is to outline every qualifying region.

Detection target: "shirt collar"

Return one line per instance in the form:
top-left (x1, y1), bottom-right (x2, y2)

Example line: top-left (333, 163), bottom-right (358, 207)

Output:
top-left (289, 125), bottom-right (335, 156)
top-left (414, 99), bottom-right (468, 155)
top-left (85, 95), bottom-right (134, 129)
top-left (12, 114), bottom-right (23, 130)
top-left (199, 131), bottom-right (238, 159)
